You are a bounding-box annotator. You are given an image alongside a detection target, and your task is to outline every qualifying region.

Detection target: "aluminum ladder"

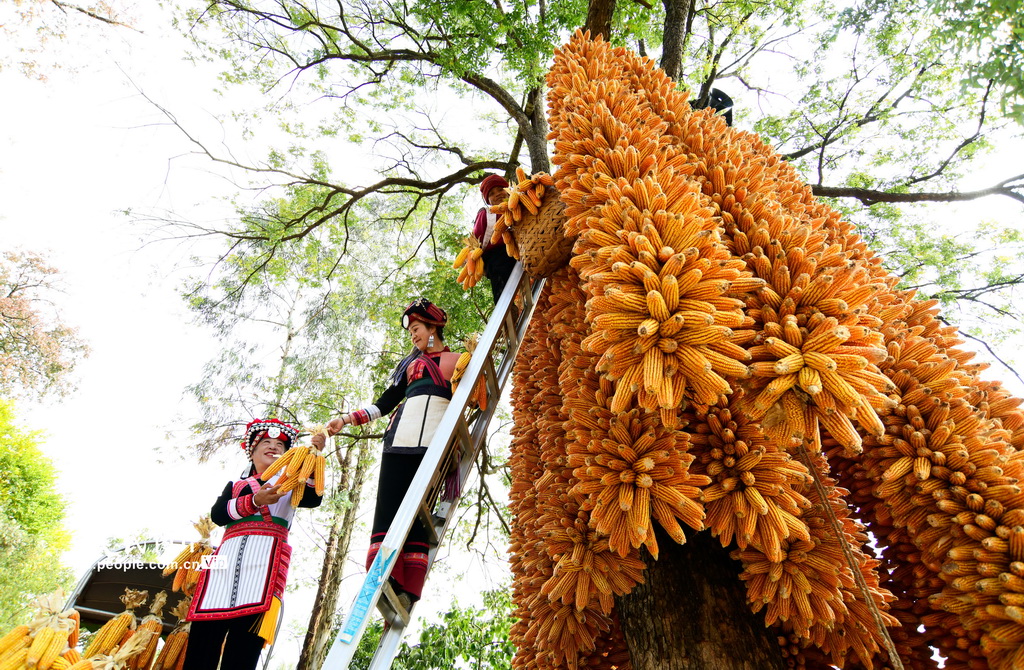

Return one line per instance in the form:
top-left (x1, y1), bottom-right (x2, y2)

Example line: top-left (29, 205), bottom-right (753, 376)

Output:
top-left (323, 263), bottom-right (543, 669)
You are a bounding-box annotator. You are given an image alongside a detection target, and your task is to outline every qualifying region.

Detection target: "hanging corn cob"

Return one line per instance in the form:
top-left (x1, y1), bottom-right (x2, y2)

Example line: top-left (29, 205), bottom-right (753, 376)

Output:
top-left (162, 517), bottom-right (216, 596)
top-left (82, 590), bottom-right (147, 659)
top-left (150, 600), bottom-right (189, 670)
top-left (449, 335), bottom-right (488, 410)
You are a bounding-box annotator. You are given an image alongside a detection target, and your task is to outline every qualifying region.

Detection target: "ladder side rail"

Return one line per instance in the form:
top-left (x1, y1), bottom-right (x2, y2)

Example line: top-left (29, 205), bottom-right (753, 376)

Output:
top-left (325, 264), bottom-right (538, 668)
top-left (424, 269), bottom-right (545, 566)
top-left (449, 271), bottom-right (545, 510)
top-left (369, 623), bottom-right (407, 670)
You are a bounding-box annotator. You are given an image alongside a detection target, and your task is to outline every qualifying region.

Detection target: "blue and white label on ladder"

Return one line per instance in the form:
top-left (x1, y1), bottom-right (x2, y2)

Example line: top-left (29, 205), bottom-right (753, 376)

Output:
top-left (338, 546), bottom-right (398, 644)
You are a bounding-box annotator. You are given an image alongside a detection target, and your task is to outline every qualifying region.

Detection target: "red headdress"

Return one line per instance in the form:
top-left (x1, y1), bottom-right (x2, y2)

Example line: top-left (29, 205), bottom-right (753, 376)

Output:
top-left (479, 174), bottom-right (508, 204)
top-left (401, 297), bottom-right (447, 330)
top-left (241, 418), bottom-right (298, 458)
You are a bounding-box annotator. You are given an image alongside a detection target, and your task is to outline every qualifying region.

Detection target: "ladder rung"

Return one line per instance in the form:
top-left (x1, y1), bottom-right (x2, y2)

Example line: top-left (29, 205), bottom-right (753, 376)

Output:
top-left (418, 503), bottom-right (440, 546)
top-left (456, 417), bottom-right (473, 452)
top-left (378, 583), bottom-right (411, 627)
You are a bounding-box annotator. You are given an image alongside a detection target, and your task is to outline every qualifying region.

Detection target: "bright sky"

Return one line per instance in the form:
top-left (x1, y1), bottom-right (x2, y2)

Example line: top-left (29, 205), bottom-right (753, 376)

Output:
top-left (1, 1), bottom-right (1023, 666)
top-left (0, 9), bottom-right (509, 662)
top-left (1, 7), bottom-right (225, 555)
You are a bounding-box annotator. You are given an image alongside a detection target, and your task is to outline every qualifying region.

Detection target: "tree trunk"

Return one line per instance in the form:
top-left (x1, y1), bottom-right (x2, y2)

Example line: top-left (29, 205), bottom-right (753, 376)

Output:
top-left (616, 528), bottom-right (786, 670)
top-left (584, 0), bottom-right (616, 41)
top-left (296, 437), bottom-right (375, 670)
top-left (660, 0), bottom-right (692, 83)
top-left (525, 86), bottom-right (550, 173)
top-left (297, 506), bottom-right (347, 670)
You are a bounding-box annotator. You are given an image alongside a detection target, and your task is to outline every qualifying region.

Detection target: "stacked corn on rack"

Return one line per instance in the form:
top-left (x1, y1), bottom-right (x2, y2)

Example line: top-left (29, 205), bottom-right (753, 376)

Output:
top-left (0, 591), bottom-right (80, 670)
top-left (0, 588), bottom-right (161, 670)
top-left (506, 30), bottom-right (1024, 670)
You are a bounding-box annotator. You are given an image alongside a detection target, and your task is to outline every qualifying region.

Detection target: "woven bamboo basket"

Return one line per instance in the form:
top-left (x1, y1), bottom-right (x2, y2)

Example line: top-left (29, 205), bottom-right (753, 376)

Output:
top-left (512, 195), bottom-right (575, 278)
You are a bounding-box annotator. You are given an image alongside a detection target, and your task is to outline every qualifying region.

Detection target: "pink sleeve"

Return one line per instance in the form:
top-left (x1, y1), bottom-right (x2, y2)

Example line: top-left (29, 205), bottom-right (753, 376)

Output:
top-left (472, 208), bottom-right (488, 242)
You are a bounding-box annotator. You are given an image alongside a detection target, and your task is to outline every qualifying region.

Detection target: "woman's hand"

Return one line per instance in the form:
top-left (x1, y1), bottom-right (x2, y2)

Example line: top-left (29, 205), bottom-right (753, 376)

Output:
top-left (311, 416), bottom-right (347, 450)
top-left (253, 483), bottom-right (285, 507)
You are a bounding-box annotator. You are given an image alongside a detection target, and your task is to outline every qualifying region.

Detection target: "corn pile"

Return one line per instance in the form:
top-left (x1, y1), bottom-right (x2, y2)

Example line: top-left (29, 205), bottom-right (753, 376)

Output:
top-left (0, 588), bottom-right (164, 670)
top-left (505, 29), bottom-right (1024, 670)
top-left (509, 269), bottom-right (638, 669)
top-left (261, 444), bottom-right (326, 500)
top-left (162, 517), bottom-right (216, 596)
top-left (489, 168), bottom-right (556, 260)
top-left (0, 591), bottom-right (80, 670)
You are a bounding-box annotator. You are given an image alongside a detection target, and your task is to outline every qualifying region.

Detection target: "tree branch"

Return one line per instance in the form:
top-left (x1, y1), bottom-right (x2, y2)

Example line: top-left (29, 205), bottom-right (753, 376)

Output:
top-left (49, 0), bottom-right (139, 30)
top-left (812, 174), bottom-right (1024, 206)
top-left (937, 317), bottom-right (1024, 389)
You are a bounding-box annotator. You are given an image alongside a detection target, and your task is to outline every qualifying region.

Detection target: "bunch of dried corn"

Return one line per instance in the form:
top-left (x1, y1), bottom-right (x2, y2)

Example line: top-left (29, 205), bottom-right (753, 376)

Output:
top-left (124, 591), bottom-right (165, 670)
top-left (82, 590), bottom-right (148, 660)
top-left (450, 336), bottom-right (488, 410)
top-left (488, 168), bottom-right (556, 260)
top-left (687, 400), bottom-right (813, 554)
top-left (150, 599), bottom-right (190, 670)
top-left (452, 236), bottom-right (485, 289)
top-left (737, 447), bottom-right (898, 667)
top-left (162, 517), bottom-right (216, 596)
top-left (260, 444), bottom-right (325, 501)
top-left (67, 629), bottom-right (154, 670)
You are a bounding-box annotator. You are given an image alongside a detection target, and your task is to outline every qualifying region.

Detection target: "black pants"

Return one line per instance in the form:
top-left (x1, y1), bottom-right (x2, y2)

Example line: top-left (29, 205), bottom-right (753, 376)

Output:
top-left (183, 614), bottom-right (264, 670)
top-left (367, 451), bottom-right (431, 599)
top-left (483, 245), bottom-right (516, 304)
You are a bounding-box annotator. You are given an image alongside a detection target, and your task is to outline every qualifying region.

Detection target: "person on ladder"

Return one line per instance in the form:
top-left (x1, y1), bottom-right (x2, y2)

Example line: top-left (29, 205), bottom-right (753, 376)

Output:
top-left (472, 173), bottom-right (517, 305)
top-left (184, 418), bottom-right (323, 670)
top-left (313, 298), bottom-right (461, 611)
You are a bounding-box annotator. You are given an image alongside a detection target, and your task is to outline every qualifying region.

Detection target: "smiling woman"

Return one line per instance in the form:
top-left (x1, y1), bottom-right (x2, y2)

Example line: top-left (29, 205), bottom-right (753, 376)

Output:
top-left (183, 418), bottom-right (322, 670)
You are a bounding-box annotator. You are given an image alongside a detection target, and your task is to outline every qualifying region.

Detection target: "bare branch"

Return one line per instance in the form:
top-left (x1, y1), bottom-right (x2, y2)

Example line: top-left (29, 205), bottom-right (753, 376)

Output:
top-left (937, 317), bottom-right (1024, 389)
top-left (49, 0), bottom-right (140, 30)
top-left (812, 174), bottom-right (1024, 206)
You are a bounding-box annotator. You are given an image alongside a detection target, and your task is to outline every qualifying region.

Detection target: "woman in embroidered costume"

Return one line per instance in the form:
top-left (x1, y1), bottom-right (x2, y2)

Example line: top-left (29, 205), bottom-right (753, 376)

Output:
top-left (183, 418), bottom-right (322, 670)
top-left (472, 174), bottom-right (516, 303)
top-left (314, 298), bottom-right (460, 609)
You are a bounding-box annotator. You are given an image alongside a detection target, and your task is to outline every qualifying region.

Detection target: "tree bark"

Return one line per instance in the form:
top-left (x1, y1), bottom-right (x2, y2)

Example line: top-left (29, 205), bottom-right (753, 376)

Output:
top-left (297, 507), bottom-right (347, 670)
top-left (616, 528), bottom-right (786, 670)
top-left (296, 437), bottom-right (374, 670)
top-left (660, 0), bottom-right (691, 83)
top-left (584, 0), bottom-right (617, 41)
top-left (525, 86), bottom-right (550, 173)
